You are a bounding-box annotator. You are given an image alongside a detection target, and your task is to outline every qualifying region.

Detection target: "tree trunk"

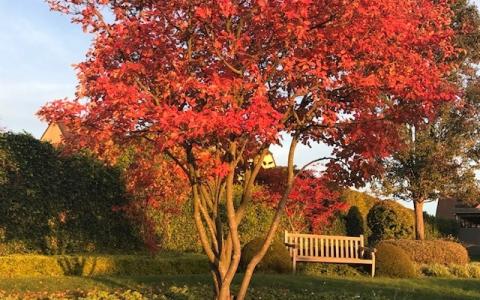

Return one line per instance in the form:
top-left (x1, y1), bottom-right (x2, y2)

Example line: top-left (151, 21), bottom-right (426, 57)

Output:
top-left (236, 137), bottom-right (298, 300)
top-left (184, 140), bottom-right (296, 300)
top-left (413, 200), bottom-right (425, 240)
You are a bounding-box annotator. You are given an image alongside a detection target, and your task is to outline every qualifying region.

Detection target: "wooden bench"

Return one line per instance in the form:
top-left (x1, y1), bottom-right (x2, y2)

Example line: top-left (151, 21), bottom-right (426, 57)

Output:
top-left (284, 231), bottom-right (376, 277)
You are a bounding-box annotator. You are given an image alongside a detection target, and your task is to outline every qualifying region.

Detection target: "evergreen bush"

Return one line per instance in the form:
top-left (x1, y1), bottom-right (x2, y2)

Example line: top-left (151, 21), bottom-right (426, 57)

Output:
top-left (346, 206), bottom-right (364, 237)
top-left (381, 239), bottom-right (469, 265)
top-left (375, 243), bottom-right (416, 278)
top-left (0, 132), bottom-right (140, 254)
top-left (367, 200), bottom-right (414, 245)
top-left (240, 237), bottom-right (292, 274)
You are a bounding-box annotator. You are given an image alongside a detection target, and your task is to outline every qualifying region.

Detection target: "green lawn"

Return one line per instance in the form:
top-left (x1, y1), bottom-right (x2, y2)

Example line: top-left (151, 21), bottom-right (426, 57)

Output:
top-left (1, 274), bottom-right (480, 299)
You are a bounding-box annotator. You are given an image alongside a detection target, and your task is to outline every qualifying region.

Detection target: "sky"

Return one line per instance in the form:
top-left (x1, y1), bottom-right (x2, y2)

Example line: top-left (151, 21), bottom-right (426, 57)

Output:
top-left (2, 0), bottom-right (480, 215)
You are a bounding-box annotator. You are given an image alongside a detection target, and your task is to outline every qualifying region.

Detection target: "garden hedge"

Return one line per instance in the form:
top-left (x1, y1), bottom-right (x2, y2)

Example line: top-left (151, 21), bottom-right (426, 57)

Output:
top-left (375, 243), bottom-right (416, 278)
top-left (240, 237), bottom-right (292, 273)
top-left (154, 191), bottom-right (282, 253)
top-left (0, 132), bottom-right (140, 254)
top-left (0, 254), bottom-right (209, 277)
top-left (380, 239), bottom-right (469, 266)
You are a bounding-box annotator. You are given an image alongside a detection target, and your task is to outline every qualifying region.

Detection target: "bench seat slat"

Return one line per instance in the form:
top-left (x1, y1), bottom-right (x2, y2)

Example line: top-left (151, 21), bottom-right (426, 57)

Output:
top-left (296, 256), bottom-right (373, 264)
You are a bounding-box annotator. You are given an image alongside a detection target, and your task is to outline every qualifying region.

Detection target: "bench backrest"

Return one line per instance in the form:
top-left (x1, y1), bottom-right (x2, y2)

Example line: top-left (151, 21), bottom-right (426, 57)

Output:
top-left (284, 231), bottom-right (365, 259)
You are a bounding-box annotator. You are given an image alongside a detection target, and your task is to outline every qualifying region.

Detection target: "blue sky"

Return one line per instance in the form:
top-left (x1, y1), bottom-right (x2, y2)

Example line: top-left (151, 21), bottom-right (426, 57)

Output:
top-left (2, 0), bottom-right (480, 215)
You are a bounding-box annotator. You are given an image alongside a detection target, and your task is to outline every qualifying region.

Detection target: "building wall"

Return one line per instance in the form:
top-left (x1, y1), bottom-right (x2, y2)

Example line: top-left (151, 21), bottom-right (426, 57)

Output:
top-left (435, 198), bottom-right (457, 220)
top-left (262, 153), bottom-right (276, 169)
top-left (459, 228), bottom-right (480, 255)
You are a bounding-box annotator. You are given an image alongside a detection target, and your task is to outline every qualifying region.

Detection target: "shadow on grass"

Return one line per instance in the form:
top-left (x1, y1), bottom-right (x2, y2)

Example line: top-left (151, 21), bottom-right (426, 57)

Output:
top-left (84, 273), bottom-right (480, 300)
top-left (57, 256), bottom-right (94, 276)
top-left (240, 274), bottom-right (480, 300)
top-left (88, 277), bottom-right (133, 289)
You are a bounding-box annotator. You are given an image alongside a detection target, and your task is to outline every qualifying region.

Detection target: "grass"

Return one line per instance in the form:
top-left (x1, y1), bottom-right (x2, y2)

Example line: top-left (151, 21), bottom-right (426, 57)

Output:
top-left (1, 274), bottom-right (480, 299)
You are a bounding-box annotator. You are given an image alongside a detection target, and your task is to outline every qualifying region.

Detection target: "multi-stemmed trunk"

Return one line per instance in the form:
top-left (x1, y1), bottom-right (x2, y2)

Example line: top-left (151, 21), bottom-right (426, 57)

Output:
top-left (185, 137), bottom-right (298, 300)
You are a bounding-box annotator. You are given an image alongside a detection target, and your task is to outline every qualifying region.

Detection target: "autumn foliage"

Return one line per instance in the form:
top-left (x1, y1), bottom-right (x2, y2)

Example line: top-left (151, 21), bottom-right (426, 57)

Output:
top-left (39, 0), bottom-right (460, 299)
top-left (255, 168), bottom-right (347, 233)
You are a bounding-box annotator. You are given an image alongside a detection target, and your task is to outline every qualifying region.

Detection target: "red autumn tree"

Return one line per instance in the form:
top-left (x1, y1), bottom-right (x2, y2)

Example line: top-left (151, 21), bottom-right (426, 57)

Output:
top-left (40, 0), bottom-right (459, 299)
top-left (117, 146), bottom-right (190, 252)
top-left (255, 167), bottom-right (347, 233)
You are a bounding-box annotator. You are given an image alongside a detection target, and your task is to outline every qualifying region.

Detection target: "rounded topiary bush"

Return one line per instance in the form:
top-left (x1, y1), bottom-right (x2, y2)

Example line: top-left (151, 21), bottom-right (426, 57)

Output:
top-left (346, 206), bottom-right (364, 237)
top-left (376, 243), bottom-right (416, 278)
top-left (240, 237), bottom-right (292, 274)
top-left (367, 200), bottom-right (414, 245)
top-left (381, 239), bottom-right (469, 266)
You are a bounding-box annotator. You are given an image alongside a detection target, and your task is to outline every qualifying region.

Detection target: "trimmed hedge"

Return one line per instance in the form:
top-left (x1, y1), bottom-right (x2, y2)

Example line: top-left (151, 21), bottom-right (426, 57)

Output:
top-left (375, 243), bottom-right (416, 278)
top-left (240, 237), bottom-right (292, 274)
top-left (0, 254), bottom-right (209, 277)
top-left (380, 239), bottom-right (469, 266)
top-left (0, 132), bottom-right (140, 254)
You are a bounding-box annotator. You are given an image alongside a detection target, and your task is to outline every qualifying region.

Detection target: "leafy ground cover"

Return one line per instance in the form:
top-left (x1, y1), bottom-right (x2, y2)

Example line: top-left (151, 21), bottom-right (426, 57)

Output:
top-left (1, 274), bottom-right (480, 299)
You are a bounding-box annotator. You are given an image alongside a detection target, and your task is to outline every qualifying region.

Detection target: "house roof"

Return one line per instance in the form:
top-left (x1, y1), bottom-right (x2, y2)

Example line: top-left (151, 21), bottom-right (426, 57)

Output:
top-left (40, 122), bottom-right (71, 145)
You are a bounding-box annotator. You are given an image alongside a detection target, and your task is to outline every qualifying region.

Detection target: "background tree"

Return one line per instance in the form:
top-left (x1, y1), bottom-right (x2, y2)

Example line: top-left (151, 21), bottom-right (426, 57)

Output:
top-left (115, 145), bottom-right (190, 252)
top-left (376, 0), bottom-right (480, 240)
top-left (255, 167), bottom-right (347, 233)
top-left (40, 0), bottom-right (458, 299)
top-left (346, 206), bottom-right (364, 237)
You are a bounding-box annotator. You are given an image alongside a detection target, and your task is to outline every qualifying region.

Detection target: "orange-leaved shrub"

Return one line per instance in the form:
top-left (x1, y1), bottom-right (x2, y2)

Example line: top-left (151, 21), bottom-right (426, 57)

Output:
top-left (240, 237), bottom-right (292, 274)
top-left (380, 239), bottom-right (469, 265)
top-left (376, 243), bottom-right (416, 278)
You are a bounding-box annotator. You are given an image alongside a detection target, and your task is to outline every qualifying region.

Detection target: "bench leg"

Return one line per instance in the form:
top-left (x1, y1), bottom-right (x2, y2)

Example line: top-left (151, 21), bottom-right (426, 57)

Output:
top-left (292, 257), bottom-right (296, 274)
top-left (371, 261), bottom-right (375, 277)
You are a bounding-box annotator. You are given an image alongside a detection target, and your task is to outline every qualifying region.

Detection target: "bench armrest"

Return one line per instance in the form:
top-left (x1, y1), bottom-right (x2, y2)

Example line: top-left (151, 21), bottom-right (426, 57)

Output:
top-left (359, 246), bottom-right (376, 259)
top-left (359, 246), bottom-right (377, 253)
top-left (284, 242), bottom-right (296, 249)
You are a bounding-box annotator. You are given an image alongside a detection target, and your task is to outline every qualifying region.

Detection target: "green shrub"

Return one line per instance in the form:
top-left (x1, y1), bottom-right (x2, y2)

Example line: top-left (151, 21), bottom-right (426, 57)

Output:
top-left (152, 184), bottom-right (285, 253)
top-left (322, 213), bottom-right (347, 236)
top-left (375, 243), bottom-right (416, 278)
top-left (448, 264), bottom-right (470, 278)
top-left (299, 263), bottom-right (363, 277)
top-left (367, 200), bottom-right (414, 245)
top-left (346, 206), bottom-right (364, 237)
top-left (424, 214), bottom-right (460, 240)
top-left (240, 237), bottom-right (292, 274)
top-left (237, 199), bottom-right (280, 246)
top-left (420, 263), bottom-right (452, 277)
top-left (0, 240), bottom-right (35, 256)
top-left (381, 239), bottom-right (469, 265)
top-left (0, 254), bottom-right (208, 277)
top-left (0, 132), bottom-right (140, 254)
top-left (151, 202), bottom-right (202, 253)
top-left (341, 190), bottom-right (379, 239)
top-left (467, 263), bottom-right (480, 278)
